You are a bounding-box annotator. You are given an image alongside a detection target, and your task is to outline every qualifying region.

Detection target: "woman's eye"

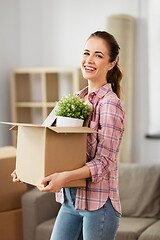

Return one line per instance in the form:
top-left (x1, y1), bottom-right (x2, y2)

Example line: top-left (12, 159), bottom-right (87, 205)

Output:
top-left (96, 54), bottom-right (103, 58)
top-left (83, 52), bottom-right (89, 56)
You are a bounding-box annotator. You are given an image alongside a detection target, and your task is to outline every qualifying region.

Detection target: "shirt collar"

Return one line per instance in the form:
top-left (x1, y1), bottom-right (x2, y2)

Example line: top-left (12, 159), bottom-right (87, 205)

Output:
top-left (94, 83), bottom-right (112, 99)
top-left (77, 86), bottom-right (88, 98)
top-left (77, 83), bottom-right (112, 99)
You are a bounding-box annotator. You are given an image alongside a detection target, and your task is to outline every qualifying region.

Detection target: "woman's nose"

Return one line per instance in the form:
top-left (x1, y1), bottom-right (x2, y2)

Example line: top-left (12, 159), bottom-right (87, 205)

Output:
top-left (86, 54), bottom-right (94, 63)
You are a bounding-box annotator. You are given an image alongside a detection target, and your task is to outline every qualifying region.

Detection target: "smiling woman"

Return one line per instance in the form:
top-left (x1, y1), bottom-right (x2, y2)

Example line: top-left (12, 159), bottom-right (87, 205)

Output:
top-left (11, 31), bottom-right (126, 240)
top-left (48, 31), bottom-right (126, 240)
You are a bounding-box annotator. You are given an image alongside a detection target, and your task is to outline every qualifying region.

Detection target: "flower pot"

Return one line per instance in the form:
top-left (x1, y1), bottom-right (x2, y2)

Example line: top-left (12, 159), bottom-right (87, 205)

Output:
top-left (56, 116), bottom-right (84, 127)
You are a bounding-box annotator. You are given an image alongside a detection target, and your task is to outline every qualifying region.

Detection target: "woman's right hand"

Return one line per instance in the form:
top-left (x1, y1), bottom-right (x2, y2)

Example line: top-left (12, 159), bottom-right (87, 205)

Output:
top-left (11, 169), bottom-right (22, 183)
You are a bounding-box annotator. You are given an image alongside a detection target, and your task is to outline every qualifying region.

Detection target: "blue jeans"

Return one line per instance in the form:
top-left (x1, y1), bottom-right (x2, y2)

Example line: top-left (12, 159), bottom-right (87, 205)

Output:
top-left (50, 188), bottom-right (121, 240)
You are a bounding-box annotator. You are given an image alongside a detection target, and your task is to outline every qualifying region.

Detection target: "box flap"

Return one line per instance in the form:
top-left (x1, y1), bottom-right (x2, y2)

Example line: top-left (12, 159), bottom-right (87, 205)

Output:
top-left (0, 122), bottom-right (21, 131)
top-left (41, 104), bottom-right (58, 127)
top-left (48, 126), bottom-right (97, 133)
top-left (0, 121), bottom-right (18, 126)
top-left (9, 126), bottom-right (18, 131)
top-left (0, 121), bottom-right (42, 130)
top-left (0, 121), bottom-right (96, 133)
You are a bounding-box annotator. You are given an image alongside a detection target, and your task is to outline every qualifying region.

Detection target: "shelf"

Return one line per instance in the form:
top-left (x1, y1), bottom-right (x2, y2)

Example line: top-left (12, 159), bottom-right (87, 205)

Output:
top-left (15, 102), bottom-right (57, 108)
top-left (14, 73), bottom-right (43, 102)
top-left (45, 102), bottom-right (57, 107)
top-left (16, 102), bottom-right (43, 107)
top-left (12, 67), bottom-right (81, 74)
top-left (11, 67), bottom-right (87, 145)
top-left (46, 73), bottom-right (58, 102)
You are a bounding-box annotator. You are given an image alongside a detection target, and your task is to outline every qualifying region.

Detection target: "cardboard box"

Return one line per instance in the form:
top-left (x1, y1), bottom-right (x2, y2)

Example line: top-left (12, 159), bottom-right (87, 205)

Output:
top-left (0, 208), bottom-right (23, 240)
top-left (0, 146), bottom-right (26, 212)
top-left (1, 122), bottom-right (95, 188)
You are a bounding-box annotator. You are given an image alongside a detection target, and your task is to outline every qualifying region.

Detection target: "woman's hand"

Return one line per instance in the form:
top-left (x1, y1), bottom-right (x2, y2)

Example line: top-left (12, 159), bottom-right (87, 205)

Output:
top-left (37, 166), bottom-right (91, 193)
top-left (11, 169), bottom-right (22, 183)
top-left (37, 172), bottom-right (67, 193)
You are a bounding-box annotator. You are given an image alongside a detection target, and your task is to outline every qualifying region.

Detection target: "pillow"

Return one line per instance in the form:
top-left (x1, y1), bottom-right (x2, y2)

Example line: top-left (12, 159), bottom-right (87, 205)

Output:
top-left (119, 163), bottom-right (160, 217)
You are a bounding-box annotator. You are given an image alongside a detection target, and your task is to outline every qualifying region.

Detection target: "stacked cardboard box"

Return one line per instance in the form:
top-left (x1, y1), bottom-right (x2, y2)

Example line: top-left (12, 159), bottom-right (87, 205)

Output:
top-left (0, 146), bottom-right (26, 240)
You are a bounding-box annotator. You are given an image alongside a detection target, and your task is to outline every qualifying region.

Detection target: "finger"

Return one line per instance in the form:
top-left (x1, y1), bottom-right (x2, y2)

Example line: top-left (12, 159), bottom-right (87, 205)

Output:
top-left (37, 185), bottom-right (50, 192)
top-left (39, 181), bottom-right (57, 192)
top-left (13, 178), bottom-right (20, 183)
top-left (13, 176), bottom-right (21, 182)
top-left (41, 176), bottom-right (51, 185)
top-left (12, 173), bottom-right (21, 183)
top-left (11, 171), bottom-right (16, 178)
top-left (37, 182), bottom-right (50, 191)
top-left (12, 174), bottom-right (17, 181)
top-left (37, 185), bottom-right (43, 191)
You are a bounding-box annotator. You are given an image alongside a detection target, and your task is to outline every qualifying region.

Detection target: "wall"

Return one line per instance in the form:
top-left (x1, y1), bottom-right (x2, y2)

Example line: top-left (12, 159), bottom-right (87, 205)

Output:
top-left (0, 0), bottom-right (20, 146)
top-left (0, 0), bottom-right (160, 164)
top-left (132, 0), bottom-right (160, 164)
top-left (142, 0), bottom-right (160, 164)
top-left (19, 0), bottom-right (139, 67)
top-left (148, 0), bottom-right (160, 134)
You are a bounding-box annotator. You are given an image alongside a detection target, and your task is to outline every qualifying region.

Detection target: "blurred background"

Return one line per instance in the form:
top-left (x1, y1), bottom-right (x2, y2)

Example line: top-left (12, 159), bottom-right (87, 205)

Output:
top-left (0, 0), bottom-right (160, 164)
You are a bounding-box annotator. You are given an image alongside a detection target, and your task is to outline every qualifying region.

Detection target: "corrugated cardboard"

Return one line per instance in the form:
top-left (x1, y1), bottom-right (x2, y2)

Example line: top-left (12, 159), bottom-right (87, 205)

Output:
top-left (0, 208), bottom-right (23, 240)
top-left (0, 146), bottom-right (26, 212)
top-left (1, 122), bottom-right (96, 188)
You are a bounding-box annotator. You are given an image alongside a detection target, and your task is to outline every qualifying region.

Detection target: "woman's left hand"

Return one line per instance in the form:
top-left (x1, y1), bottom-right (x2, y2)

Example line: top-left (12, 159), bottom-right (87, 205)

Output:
top-left (37, 172), bottom-right (66, 193)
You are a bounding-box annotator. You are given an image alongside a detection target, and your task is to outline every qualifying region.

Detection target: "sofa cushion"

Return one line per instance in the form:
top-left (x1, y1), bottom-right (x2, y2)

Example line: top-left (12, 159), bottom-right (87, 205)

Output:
top-left (138, 220), bottom-right (160, 240)
top-left (119, 163), bottom-right (160, 217)
top-left (35, 218), bottom-right (56, 240)
top-left (116, 217), bottom-right (157, 240)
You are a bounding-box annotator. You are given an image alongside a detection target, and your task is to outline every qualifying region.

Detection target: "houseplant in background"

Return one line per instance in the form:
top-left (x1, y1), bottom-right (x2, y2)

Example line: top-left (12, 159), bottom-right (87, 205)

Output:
top-left (55, 94), bottom-right (92, 127)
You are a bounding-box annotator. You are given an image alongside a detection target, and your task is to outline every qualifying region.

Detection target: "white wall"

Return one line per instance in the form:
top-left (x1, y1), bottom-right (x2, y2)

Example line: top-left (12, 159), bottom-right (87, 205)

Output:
top-left (19, 0), bottom-right (139, 67)
top-left (0, 0), bottom-right (160, 164)
top-left (0, 0), bottom-right (20, 146)
top-left (132, 0), bottom-right (160, 165)
top-left (148, 0), bottom-right (160, 134)
top-left (142, 0), bottom-right (160, 164)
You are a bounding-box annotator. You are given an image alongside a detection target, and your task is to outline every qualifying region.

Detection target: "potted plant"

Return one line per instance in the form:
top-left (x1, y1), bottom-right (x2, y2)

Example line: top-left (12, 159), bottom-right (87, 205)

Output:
top-left (55, 94), bottom-right (92, 127)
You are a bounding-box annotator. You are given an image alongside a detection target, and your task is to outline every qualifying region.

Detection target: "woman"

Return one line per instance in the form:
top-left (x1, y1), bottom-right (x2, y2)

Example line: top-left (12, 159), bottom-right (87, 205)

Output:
top-left (12, 31), bottom-right (125, 240)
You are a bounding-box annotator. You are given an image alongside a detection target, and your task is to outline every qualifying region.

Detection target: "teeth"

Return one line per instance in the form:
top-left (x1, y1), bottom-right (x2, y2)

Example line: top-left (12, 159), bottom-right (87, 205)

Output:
top-left (85, 66), bottom-right (95, 71)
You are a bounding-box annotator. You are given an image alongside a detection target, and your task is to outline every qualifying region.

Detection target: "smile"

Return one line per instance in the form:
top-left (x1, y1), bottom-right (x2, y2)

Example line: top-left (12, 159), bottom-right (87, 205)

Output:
top-left (84, 65), bottom-right (96, 72)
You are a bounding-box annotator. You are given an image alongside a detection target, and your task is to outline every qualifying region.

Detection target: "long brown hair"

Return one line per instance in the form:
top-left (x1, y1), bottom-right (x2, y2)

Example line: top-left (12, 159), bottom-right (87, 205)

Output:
top-left (88, 31), bottom-right (123, 99)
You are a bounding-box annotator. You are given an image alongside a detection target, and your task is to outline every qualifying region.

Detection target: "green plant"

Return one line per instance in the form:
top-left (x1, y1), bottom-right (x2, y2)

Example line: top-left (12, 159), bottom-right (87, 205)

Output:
top-left (55, 94), bottom-right (92, 120)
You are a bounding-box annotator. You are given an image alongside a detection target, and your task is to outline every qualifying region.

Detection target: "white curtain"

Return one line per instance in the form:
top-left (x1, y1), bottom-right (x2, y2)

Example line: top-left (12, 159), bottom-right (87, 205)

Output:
top-left (148, 0), bottom-right (160, 134)
top-left (107, 14), bottom-right (134, 163)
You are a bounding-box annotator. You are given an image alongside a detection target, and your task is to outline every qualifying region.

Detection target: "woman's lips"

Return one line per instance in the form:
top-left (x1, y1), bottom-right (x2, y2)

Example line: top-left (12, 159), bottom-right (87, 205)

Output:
top-left (84, 65), bottom-right (96, 72)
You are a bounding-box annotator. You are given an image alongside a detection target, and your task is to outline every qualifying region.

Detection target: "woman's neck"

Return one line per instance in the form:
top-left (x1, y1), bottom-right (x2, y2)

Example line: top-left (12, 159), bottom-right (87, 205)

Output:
top-left (88, 80), bottom-right (107, 94)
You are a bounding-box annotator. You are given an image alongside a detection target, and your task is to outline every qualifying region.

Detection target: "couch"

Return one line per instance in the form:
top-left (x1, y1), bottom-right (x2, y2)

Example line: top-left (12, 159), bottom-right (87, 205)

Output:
top-left (22, 163), bottom-right (160, 240)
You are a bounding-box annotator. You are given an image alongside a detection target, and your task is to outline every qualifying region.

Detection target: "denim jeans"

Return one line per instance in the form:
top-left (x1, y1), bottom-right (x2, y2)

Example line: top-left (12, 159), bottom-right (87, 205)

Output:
top-left (50, 187), bottom-right (121, 240)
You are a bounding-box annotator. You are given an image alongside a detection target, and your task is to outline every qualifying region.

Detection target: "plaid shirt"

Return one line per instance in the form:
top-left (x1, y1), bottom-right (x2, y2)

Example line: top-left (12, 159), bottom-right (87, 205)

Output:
top-left (56, 84), bottom-right (125, 213)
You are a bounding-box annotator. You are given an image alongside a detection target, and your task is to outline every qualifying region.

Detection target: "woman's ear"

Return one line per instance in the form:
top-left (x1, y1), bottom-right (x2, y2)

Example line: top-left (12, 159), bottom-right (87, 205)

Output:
top-left (108, 61), bottom-right (116, 71)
